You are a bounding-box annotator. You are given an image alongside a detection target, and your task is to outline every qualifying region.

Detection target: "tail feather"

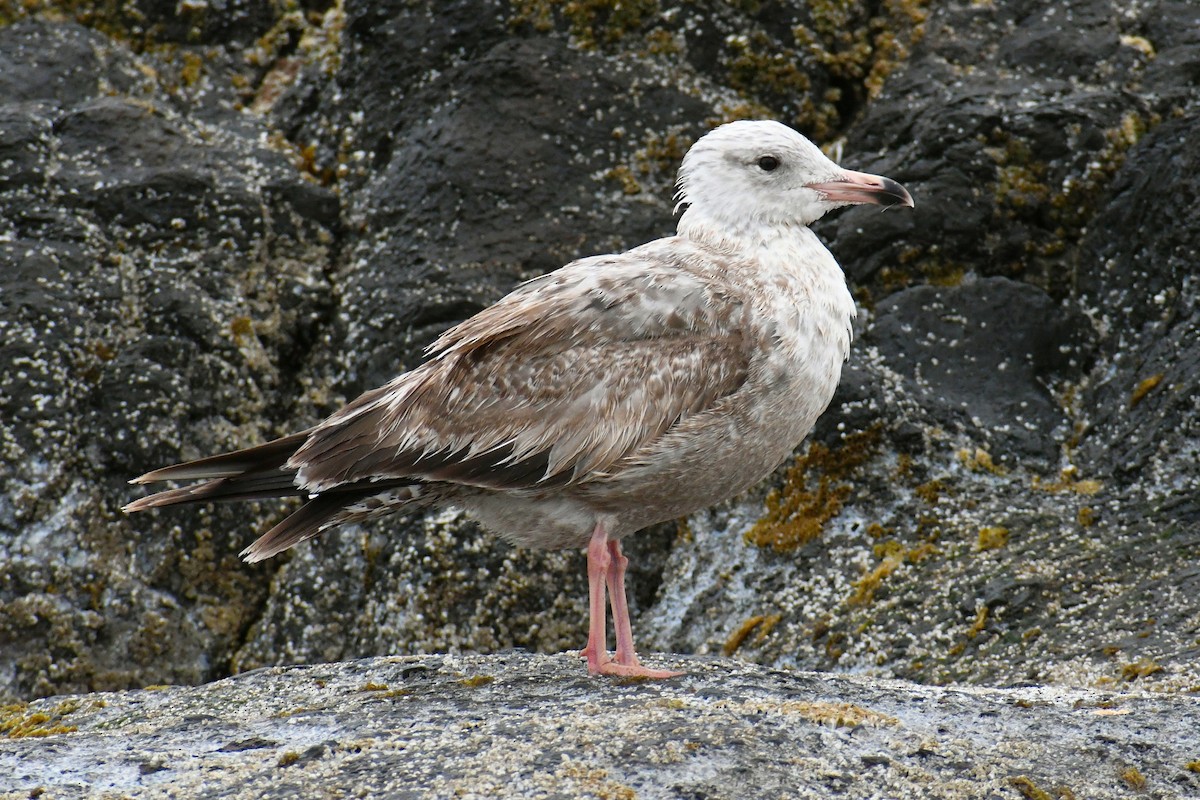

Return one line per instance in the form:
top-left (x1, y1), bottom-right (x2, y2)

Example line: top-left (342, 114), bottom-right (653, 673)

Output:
top-left (129, 431), bottom-right (313, 484)
top-left (240, 484), bottom-right (430, 562)
top-left (121, 471), bottom-right (305, 513)
top-left (239, 494), bottom-right (348, 563)
top-left (126, 429), bottom-right (438, 562)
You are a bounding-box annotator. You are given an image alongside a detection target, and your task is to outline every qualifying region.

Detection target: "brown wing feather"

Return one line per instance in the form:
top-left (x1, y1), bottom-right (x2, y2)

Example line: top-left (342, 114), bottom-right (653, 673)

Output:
top-left (288, 246), bottom-right (752, 493)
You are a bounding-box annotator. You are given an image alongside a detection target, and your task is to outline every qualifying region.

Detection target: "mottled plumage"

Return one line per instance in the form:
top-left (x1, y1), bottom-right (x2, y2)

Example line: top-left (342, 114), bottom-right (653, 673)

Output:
top-left (125, 120), bottom-right (913, 677)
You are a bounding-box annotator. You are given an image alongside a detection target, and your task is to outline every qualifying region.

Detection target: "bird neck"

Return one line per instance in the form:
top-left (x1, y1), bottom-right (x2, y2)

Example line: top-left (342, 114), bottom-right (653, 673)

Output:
top-left (676, 208), bottom-right (856, 354)
top-left (677, 207), bottom-right (833, 270)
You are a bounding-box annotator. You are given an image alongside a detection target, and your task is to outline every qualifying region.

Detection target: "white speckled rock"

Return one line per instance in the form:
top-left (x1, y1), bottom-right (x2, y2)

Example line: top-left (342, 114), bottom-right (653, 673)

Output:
top-left (2, 653), bottom-right (1197, 799)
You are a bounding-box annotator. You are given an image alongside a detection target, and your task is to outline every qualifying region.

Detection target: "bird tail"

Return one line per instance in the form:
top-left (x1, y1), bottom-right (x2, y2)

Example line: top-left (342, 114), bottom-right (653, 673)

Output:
top-left (123, 430), bottom-right (435, 562)
top-left (123, 431), bottom-right (314, 511)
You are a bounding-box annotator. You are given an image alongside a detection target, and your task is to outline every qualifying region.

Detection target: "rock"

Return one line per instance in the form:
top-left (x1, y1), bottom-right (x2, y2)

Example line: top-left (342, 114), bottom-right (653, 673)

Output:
top-left (0, 17), bottom-right (338, 698)
top-left (1, 0), bottom-right (1200, 727)
top-left (3, 653), bottom-right (1198, 800)
top-left (867, 276), bottom-right (1094, 464)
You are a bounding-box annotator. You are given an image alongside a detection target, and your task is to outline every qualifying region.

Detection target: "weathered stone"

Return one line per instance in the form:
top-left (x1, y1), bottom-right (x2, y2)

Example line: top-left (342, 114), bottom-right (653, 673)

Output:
top-left (3, 654), bottom-right (1198, 800)
top-left (0, 0), bottom-right (1198, 754)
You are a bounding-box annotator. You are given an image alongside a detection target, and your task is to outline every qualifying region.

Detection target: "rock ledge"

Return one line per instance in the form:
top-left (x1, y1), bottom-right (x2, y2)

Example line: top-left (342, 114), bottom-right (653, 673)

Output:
top-left (2, 653), bottom-right (1197, 799)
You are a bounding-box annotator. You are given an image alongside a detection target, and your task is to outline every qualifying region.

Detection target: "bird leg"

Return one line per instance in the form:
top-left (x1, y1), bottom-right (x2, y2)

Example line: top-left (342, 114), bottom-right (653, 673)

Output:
top-left (605, 539), bottom-right (637, 665)
top-left (579, 523), bottom-right (611, 671)
top-left (580, 523), bottom-right (682, 679)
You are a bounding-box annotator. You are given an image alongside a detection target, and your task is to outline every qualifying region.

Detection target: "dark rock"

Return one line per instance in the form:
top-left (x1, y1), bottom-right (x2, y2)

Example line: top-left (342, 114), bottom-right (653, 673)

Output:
top-left (0, 0), bottom-right (1198, 741)
top-left (868, 276), bottom-right (1094, 465)
top-left (1074, 110), bottom-right (1200, 490)
top-left (0, 18), bottom-right (337, 700)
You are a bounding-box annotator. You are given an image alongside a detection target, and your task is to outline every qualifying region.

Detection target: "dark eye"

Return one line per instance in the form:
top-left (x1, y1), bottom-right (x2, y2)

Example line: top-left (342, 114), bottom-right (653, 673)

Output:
top-left (757, 155), bottom-right (780, 172)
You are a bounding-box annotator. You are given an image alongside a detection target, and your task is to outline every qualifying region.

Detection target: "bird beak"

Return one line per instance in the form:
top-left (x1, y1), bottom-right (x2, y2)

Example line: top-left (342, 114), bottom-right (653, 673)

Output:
top-left (806, 169), bottom-right (914, 208)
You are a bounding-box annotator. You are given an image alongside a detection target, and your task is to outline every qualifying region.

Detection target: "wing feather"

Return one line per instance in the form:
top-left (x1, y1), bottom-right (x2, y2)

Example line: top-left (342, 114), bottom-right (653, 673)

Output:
top-left (289, 245), bottom-right (753, 492)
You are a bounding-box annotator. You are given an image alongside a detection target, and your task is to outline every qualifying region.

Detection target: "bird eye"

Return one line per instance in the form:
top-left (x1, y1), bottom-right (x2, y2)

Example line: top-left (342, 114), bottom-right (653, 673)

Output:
top-left (757, 155), bottom-right (780, 172)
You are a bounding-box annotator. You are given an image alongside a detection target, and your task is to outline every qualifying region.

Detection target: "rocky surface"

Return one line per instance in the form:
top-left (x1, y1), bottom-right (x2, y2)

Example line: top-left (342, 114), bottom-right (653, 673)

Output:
top-left (4, 653), bottom-right (1200, 800)
top-left (1, 0), bottom-right (1199, 740)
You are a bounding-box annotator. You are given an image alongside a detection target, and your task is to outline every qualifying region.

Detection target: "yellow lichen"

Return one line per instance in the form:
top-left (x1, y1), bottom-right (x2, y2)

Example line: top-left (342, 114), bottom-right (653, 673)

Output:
top-left (720, 698), bottom-right (897, 728)
top-left (604, 164), bottom-right (641, 195)
top-left (509, 0), bottom-right (658, 48)
top-left (977, 526), bottom-right (1009, 551)
top-left (1120, 659), bottom-right (1163, 682)
top-left (359, 682), bottom-right (389, 692)
top-left (966, 606), bottom-right (989, 639)
top-left (866, 522), bottom-right (889, 539)
top-left (958, 447), bottom-right (1007, 475)
top-left (1119, 766), bottom-right (1146, 790)
top-left (722, 613), bottom-right (782, 656)
top-left (1, 700), bottom-right (81, 739)
top-left (848, 550), bottom-right (902, 606)
top-left (1033, 467), bottom-right (1101, 496)
top-left (744, 429), bottom-right (879, 552)
top-left (784, 700), bottom-right (897, 728)
top-left (914, 478), bottom-right (947, 504)
top-left (1119, 34), bottom-right (1155, 57)
top-left (1009, 776), bottom-right (1054, 800)
top-left (1130, 373), bottom-right (1164, 408)
top-left (1077, 507), bottom-right (1096, 527)
top-left (847, 538), bottom-right (935, 606)
top-left (459, 675), bottom-right (495, 688)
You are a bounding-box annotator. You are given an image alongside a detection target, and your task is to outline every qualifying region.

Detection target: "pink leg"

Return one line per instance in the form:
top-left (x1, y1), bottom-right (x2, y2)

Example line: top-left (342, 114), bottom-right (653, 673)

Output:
top-left (579, 524), bottom-right (682, 679)
top-left (578, 523), bottom-right (611, 672)
top-left (605, 540), bottom-right (638, 665)
top-left (606, 540), bottom-right (682, 678)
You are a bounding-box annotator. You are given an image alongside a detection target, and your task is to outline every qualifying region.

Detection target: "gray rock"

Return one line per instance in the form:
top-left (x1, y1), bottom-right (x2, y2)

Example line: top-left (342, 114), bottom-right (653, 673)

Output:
top-left (1, 0), bottom-right (1199, 737)
top-left (2, 653), bottom-right (1197, 800)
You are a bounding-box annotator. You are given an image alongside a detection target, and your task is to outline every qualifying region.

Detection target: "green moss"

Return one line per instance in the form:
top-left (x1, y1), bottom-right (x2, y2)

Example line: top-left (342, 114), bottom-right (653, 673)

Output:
top-left (744, 428), bottom-right (880, 552)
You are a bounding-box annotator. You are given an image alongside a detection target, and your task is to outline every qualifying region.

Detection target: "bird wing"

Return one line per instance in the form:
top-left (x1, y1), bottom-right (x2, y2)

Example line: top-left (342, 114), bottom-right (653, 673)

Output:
top-left (288, 244), bottom-right (753, 492)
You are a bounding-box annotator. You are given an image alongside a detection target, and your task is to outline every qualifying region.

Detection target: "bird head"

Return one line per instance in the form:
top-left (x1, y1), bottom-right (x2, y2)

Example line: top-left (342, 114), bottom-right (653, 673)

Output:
top-left (674, 120), bottom-right (913, 235)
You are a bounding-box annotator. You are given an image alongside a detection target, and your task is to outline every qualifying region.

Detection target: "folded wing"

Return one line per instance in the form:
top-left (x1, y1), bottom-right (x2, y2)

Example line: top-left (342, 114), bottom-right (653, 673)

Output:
top-left (289, 248), bottom-right (752, 494)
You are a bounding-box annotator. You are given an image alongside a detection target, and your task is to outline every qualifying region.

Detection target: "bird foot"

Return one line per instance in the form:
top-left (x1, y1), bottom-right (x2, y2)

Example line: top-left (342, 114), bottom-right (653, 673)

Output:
top-left (592, 660), bottom-right (684, 679)
top-left (581, 649), bottom-right (683, 679)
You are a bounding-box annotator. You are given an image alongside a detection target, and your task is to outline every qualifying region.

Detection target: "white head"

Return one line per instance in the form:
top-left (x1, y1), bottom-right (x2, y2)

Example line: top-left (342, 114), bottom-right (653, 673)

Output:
top-left (675, 120), bottom-right (913, 236)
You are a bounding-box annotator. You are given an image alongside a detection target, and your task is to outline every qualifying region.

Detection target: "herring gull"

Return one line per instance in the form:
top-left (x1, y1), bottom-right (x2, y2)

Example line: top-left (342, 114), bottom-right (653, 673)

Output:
top-left (124, 120), bottom-right (913, 678)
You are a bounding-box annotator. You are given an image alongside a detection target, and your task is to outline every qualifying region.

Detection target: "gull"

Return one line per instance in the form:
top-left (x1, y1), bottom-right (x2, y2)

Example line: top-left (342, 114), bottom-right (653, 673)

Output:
top-left (125, 120), bottom-right (913, 679)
